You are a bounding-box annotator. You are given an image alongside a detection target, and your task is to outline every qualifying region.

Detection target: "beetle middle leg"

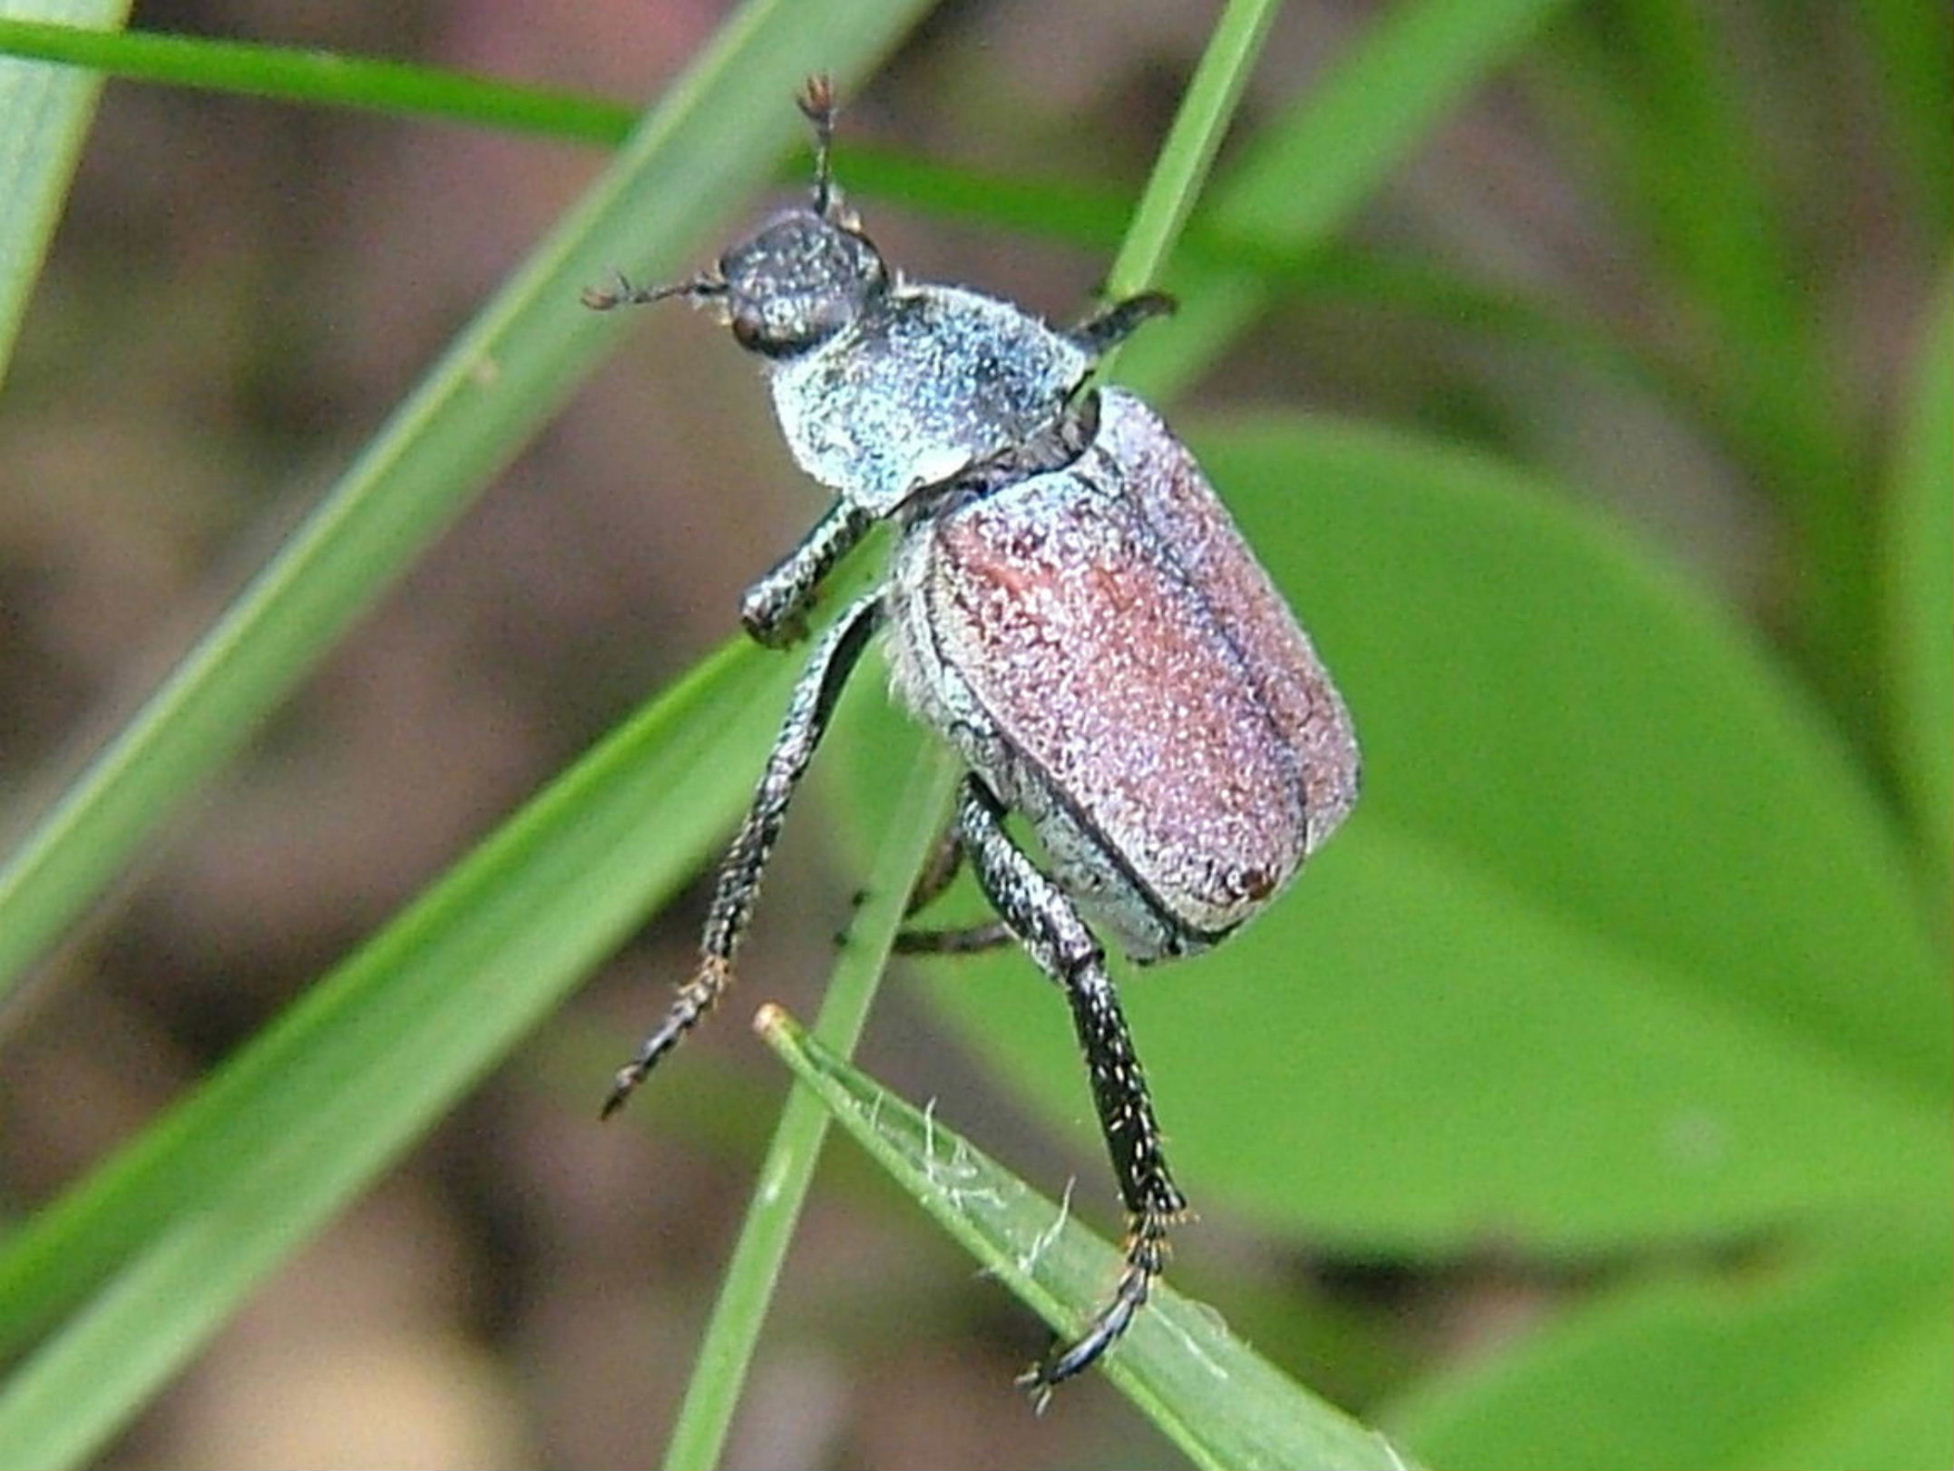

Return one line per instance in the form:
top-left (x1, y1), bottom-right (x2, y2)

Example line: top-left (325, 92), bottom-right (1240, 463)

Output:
top-left (892, 822), bottom-right (1014, 956)
top-left (603, 592), bottom-right (884, 1117)
top-left (951, 774), bottom-right (1187, 1396)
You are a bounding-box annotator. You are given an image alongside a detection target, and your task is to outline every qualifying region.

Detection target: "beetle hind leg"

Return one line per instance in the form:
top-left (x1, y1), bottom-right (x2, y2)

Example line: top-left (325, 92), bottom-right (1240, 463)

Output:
top-left (951, 774), bottom-right (1187, 1394)
top-left (602, 593), bottom-right (885, 1118)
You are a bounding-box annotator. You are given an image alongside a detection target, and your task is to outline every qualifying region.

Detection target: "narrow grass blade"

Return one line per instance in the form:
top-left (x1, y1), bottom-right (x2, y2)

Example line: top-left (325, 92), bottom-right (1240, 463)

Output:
top-left (0, 17), bottom-right (633, 143)
top-left (1112, 0), bottom-right (1577, 402)
top-left (1858, 0), bottom-right (1953, 235)
top-left (1102, 0), bottom-right (1282, 302)
top-left (1882, 264), bottom-right (1953, 897)
top-left (0, 0), bottom-right (129, 381)
top-left (758, 1009), bottom-right (1416, 1471)
top-left (660, 741), bottom-right (959, 1471)
top-left (0, 641), bottom-right (786, 1466)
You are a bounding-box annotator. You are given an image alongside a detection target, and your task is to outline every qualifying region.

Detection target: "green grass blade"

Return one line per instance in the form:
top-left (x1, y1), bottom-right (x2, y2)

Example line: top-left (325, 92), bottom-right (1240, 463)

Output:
top-left (0, 0), bottom-right (937, 1007)
top-left (0, 641), bottom-right (788, 1465)
top-left (0, 14), bottom-right (1684, 417)
top-left (1112, 0), bottom-right (1577, 402)
top-left (1102, 0), bottom-right (1282, 302)
top-left (0, 1), bottom-right (128, 383)
top-left (660, 742), bottom-right (959, 1471)
top-left (0, 16), bottom-right (633, 143)
top-left (1594, 5), bottom-right (1871, 725)
top-left (757, 1009), bottom-right (1417, 1471)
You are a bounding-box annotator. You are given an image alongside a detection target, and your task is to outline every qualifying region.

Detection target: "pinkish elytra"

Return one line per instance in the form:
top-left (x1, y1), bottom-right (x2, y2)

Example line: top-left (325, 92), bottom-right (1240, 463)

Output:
top-left (586, 75), bottom-right (1359, 1400)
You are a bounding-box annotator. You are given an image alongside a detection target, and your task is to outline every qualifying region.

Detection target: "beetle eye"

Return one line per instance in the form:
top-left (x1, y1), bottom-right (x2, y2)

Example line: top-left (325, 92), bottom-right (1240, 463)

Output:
top-left (730, 312), bottom-right (766, 351)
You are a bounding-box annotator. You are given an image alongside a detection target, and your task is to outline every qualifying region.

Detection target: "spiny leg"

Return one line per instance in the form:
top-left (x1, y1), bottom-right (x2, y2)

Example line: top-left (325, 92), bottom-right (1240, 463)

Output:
top-left (602, 593), bottom-right (885, 1117)
top-left (1066, 291), bottom-right (1176, 359)
top-left (740, 499), bottom-right (874, 647)
top-left (952, 775), bottom-right (1187, 1397)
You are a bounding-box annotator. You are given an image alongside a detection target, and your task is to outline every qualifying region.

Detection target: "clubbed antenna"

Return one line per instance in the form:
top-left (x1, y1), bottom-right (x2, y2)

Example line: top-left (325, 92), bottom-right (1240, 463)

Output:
top-left (581, 270), bottom-right (725, 313)
top-left (799, 73), bottom-right (840, 217)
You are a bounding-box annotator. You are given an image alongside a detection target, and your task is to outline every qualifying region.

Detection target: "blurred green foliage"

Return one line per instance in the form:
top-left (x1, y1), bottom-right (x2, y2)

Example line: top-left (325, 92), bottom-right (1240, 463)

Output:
top-left (0, 0), bottom-right (1947, 1467)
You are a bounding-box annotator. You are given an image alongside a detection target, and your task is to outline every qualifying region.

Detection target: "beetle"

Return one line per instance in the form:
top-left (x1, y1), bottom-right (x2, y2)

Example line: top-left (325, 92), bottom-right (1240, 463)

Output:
top-left (587, 77), bottom-right (1360, 1398)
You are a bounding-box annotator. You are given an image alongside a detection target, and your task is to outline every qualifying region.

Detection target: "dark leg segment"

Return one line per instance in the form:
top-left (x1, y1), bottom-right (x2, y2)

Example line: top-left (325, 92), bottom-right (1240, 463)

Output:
top-left (602, 593), bottom-right (885, 1117)
top-left (892, 822), bottom-right (1013, 955)
top-left (894, 920), bottom-right (1014, 956)
top-left (740, 499), bottom-right (873, 647)
top-left (903, 819), bottom-right (967, 916)
top-left (1066, 291), bottom-right (1176, 359)
top-left (952, 775), bottom-right (1186, 1396)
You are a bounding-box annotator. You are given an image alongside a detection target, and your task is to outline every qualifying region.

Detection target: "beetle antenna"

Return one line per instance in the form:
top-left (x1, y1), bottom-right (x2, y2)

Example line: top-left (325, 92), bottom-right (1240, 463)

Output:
top-left (581, 270), bottom-right (726, 313)
top-left (799, 73), bottom-right (841, 218)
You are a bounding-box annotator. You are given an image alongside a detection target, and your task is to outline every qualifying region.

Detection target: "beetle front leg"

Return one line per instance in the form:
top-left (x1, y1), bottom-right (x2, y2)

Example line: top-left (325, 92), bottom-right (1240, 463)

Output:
top-left (603, 592), bottom-right (885, 1116)
top-left (951, 774), bottom-right (1187, 1398)
top-left (740, 499), bottom-right (875, 648)
top-left (1066, 291), bottom-right (1176, 359)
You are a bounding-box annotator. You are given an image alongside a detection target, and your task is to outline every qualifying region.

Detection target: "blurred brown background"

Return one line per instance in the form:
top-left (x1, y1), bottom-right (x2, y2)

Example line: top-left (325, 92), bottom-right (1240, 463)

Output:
top-left (0, 0), bottom-right (1935, 1466)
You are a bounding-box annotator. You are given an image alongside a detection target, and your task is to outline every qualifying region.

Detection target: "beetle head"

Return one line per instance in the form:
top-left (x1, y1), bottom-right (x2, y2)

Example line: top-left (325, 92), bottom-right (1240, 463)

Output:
top-left (581, 76), bottom-right (890, 357)
top-left (713, 207), bottom-right (889, 357)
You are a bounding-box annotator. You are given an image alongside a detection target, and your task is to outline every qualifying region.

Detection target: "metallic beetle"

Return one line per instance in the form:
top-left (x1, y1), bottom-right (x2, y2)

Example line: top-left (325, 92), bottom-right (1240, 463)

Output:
top-left (588, 77), bottom-right (1360, 1398)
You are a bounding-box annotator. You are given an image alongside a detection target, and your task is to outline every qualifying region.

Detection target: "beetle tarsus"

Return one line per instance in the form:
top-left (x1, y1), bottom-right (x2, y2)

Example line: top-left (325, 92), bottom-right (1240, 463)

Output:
top-left (600, 954), bottom-right (729, 1117)
top-left (1018, 1211), bottom-right (1172, 1398)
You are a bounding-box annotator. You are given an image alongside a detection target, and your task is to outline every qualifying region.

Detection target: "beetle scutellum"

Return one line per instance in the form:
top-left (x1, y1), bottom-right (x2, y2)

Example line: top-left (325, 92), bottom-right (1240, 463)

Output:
top-left (587, 77), bottom-right (1360, 1399)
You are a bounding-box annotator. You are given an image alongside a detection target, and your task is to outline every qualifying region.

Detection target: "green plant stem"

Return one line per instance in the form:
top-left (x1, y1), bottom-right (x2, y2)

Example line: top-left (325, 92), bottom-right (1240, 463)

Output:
top-left (0, 16), bottom-right (633, 141)
top-left (0, 2), bottom-right (131, 381)
top-left (1103, 0), bottom-right (1282, 301)
top-left (661, 743), bottom-right (957, 1471)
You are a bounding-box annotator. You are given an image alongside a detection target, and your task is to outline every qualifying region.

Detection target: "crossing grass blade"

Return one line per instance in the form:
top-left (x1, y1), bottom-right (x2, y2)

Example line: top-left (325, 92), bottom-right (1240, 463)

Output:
top-left (0, 0), bottom-right (938, 1007)
top-left (758, 1008), bottom-right (1419, 1471)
